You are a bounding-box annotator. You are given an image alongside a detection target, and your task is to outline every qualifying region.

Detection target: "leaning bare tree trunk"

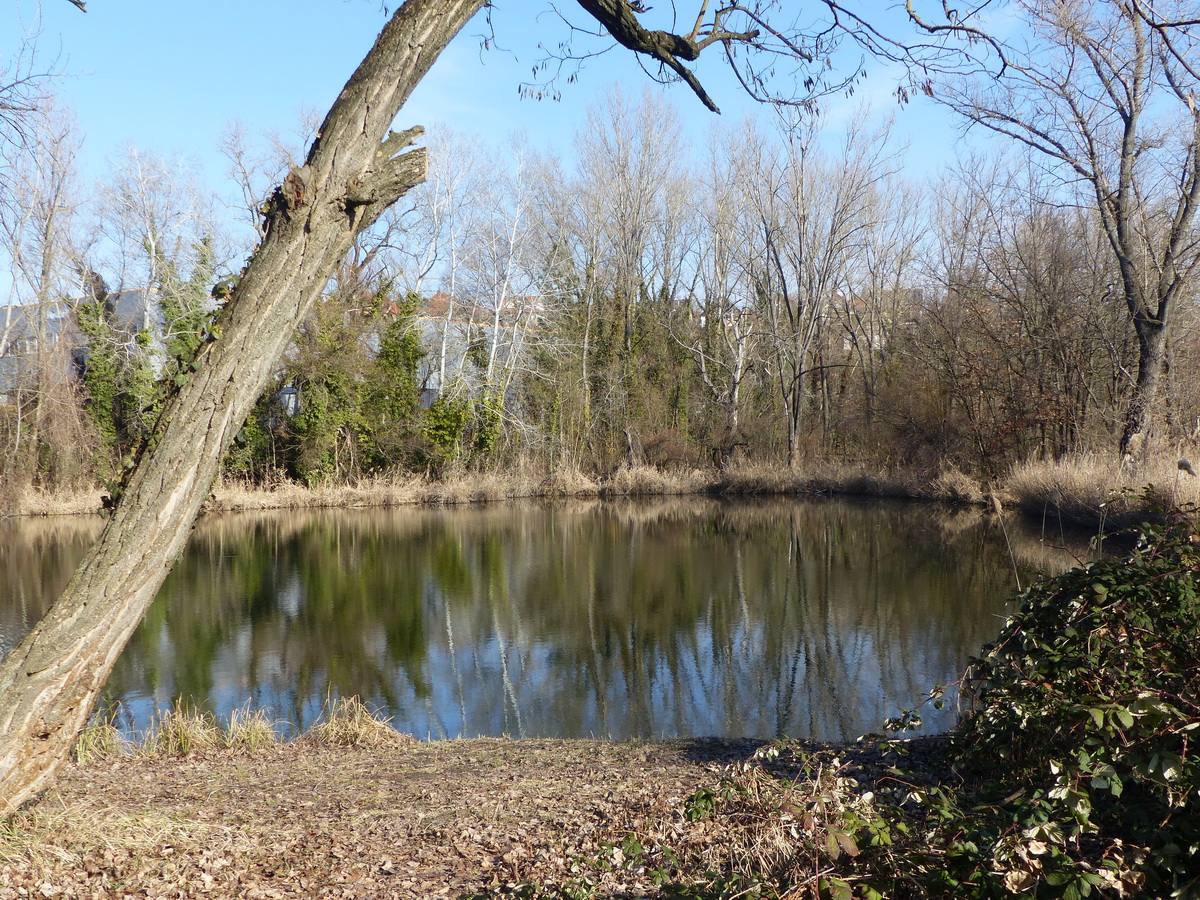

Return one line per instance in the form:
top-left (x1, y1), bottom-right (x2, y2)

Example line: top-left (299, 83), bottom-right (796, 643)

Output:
top-left (0, 0), bottom-right (485, 814)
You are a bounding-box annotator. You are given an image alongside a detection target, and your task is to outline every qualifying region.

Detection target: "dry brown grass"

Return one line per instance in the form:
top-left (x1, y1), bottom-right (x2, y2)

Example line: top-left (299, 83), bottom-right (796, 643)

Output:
top-left (537, 466), bottom-right (601, 498)
top-left (1005, 452), bottom-right (1200, 528)
top-left (929, 464), bottom-right (987, 504)
top-left (10, 455), bottom-right (1071, 523)
top-left (418, 470), bottom-right (539, 505)
top-left (707, 461), bottom-right (802, 494)
top-left (210, 469), bottom-right (593, 512)
top-left (71, 721), bottom-right (133, 766)
top-left (814, 465), bottom-right (927, 499)
top-left (209, 474), bottom-right (430, 512)
top-left (705, 459), bottom-right (955, 501)
top-left (4, 737), bottom-right (734, 898)
top-left (8, 487), bottom-right (104, 517)
top-left (223, 706), bottom-right (278, 752)
top-left (301, 696), bottom-right (417, 749)
top-left (68, 698), bottom-right (410, 761)
top-left (0, 795), bottom-right (235, 871)
top-left (602, 463), bottom-right (708, 496)
top-left (141, 706), bottom-right (225, 756)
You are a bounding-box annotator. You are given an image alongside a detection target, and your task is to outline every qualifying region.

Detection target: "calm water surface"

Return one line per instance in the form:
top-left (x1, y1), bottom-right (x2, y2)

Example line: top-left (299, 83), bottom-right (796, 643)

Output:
top-left (0, 498), bottom-right (1078, 742)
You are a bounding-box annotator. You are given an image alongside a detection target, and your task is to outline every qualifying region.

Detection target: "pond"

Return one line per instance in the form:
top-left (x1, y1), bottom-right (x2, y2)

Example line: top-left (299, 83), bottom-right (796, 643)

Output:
top-left (0, 497), bottom-right (1090, 743)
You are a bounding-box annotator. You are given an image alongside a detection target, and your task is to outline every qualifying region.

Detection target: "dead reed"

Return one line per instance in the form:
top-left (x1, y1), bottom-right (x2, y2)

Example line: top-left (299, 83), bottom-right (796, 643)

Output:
top-left (1005, 452), bottom-right (1199, 529)
top-left (300, 696), bottom-right (417, 749)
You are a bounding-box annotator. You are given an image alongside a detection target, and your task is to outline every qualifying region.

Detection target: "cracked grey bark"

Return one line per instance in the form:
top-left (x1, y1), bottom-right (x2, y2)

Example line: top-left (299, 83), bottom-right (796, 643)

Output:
top-left (0, 0), bottom-right (486, 814)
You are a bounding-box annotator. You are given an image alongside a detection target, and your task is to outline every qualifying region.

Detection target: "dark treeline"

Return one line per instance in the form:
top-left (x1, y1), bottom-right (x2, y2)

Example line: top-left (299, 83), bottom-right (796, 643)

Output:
top-left (2, 88), bottom-right (1198, 498)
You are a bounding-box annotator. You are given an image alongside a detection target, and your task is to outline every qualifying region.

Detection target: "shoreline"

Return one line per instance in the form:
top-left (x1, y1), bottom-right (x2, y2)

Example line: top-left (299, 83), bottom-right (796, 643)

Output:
top-left (8, 454), bottom-right (1197, 531)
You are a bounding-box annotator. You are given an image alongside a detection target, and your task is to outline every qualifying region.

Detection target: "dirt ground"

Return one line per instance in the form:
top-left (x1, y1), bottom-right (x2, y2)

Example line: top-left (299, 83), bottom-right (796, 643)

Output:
top-left (0, 737), bottom-right (768, 899)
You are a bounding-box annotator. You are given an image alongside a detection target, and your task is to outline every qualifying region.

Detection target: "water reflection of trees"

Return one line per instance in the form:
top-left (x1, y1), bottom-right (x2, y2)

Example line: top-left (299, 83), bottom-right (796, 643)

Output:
top-left (81, 499), bottom-right (1023, 741)
top-left (0, 517), bottom-right (102, 659)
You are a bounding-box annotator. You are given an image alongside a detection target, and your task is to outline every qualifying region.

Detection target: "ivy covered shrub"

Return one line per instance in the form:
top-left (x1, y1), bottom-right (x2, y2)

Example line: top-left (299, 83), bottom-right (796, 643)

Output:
top-left (944, 511), bottom-right (1200, 898)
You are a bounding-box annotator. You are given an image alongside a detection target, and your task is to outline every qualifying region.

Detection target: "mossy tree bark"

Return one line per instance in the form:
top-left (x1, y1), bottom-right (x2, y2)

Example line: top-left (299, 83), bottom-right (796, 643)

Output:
top-left (0, 0), bottom-right (486, 814)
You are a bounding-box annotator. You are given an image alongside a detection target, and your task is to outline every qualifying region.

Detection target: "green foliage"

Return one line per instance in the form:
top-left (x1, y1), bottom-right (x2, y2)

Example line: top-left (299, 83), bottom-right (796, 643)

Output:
top-left (422, 392), bottom-right (469, 464)
top-left (257, 283), bottom-right (429, 484)
top-left (361, 293), bottom-right (425, 469)
top-left (472, 389), bottom-right (503, 457)
top-left (76, 300), bottom-right (160, 481)
top-left (155, 235), bottom-right (217, 379)
top-left (290, 361), bottom-right (363, 485)
top-left (75, 297), bottom-right (120, 461)
top-left (121, 328), bottom-right (161, 440)
top-left (73, 238), bottom-right (221, 486)
top-left (220, 391), bottom-right (277, 482)
top-left (465, 331), bottom-right (489, 370)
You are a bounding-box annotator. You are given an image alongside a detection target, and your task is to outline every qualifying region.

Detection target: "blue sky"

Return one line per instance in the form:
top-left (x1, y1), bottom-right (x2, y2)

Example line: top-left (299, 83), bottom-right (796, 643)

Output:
top-left (20, 1), bottom-right (962, 212)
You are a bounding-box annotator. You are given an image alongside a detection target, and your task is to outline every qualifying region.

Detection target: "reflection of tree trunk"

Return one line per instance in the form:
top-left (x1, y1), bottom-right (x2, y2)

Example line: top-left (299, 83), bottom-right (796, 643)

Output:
top-left (445, 605), bottom-right (466, 735)
top-left (492, 608), bottom-right (524, 738)
top-left (0, 0), bottom-right (486, 814)
top-left (586, 570), bottom-right (608, 729)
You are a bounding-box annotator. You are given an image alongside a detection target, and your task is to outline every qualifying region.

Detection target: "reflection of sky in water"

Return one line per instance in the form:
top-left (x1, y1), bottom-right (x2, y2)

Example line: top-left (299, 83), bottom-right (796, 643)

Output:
top-left (0, 500), bottom-right (1050, 743)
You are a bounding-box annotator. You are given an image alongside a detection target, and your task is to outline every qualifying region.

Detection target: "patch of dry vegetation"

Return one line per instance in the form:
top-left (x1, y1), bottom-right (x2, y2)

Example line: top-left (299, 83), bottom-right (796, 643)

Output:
top-left (602, 464), bottom-right (707, 496)
top-left (141, 706), bottom-right (226, 757)
top-left (709, 459), bottom-right (955, 502)
top-left (223, 707), bottom-right (279, 753)
top-left (74, 697), bottom-right (411, 761)
top-left (2, 736), bottom-right (753, 899)
top-left (302, 696), bottom-right (416, 749)
top-left (928, 464), bottom-right (986, 504)
top-left (6, 487), bottom-right (105, 517)
top-left (70, 721), bottom-right (132, 766)
top-left (209, 469), bottom-right (595, 513)
top-left (16, 453), bottom-right (1200, 532)
top-left (1005, 452), bottom-right (1200, 528)
top-left (535, 467), bottom-right (600, 498)
top-left (706, 461), bottom-right (801, 494)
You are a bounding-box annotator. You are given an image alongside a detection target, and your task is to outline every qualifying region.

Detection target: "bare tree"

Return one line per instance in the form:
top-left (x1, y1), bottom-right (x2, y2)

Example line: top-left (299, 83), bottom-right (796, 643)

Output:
top-left (575, 87), bottom-right (688, 356)
top-left (745, 115), bottom-right (897, 467)
top-left (1, 100), bottom-right (78, 314)
top-left (836, 170), bottom-right (923, 439)
top-left (685, 124), bottom-right (765, 463)
top-left (219, 108), bottom-right (321, 248)
top-left (1, 4), bottom-right (55, 151)
top-left (0, 99), bottom-right (92, 493)
top-left (525, 147), bottom-right (607, 466)
top-left (95, 148), bottom-right (215, 295)
top-left (915, 0), bottom-right (1200, 458)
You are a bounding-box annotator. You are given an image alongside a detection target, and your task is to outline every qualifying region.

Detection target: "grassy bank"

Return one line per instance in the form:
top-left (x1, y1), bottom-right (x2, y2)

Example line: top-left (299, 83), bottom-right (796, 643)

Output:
top-left (1006, 452), bottom-right (1200, 530)
top-left (0, 459), bottom-right (1010, 519)
top-left (9, 453), bottom-right (1199, 532)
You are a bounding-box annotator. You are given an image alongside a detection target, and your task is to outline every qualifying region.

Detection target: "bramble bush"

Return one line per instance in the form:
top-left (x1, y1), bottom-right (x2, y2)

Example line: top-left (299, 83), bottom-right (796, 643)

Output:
top-left (937, 509), bottom-right (1200, 898)
top-left (820, 510), bottom-right (1200, 898)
